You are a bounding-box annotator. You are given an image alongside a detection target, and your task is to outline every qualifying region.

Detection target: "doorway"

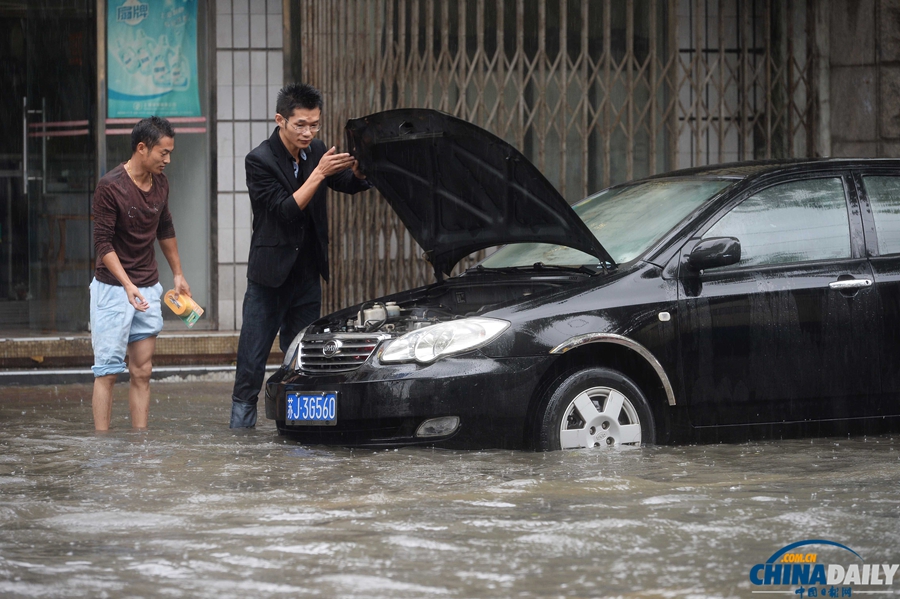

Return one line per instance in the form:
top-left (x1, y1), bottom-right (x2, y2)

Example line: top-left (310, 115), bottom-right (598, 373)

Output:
top-left (0, 0), bottom-right (96, 332)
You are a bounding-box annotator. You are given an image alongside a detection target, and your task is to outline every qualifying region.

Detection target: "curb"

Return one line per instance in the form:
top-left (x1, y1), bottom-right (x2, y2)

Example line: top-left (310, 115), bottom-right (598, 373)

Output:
top-left (0, 364), bottom-right (280, 386)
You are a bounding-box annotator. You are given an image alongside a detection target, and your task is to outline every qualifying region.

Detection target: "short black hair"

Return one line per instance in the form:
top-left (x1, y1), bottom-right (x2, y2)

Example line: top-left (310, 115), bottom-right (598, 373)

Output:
top-left (276, 83), bottom-right (323, 119)
top-left (131, 116), bottom-right (175, 153)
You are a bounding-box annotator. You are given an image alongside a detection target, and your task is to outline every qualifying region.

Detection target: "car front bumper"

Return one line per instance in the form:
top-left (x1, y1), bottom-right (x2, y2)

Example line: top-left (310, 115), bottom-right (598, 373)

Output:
top-left (265, 354), bottom-right (548, 449)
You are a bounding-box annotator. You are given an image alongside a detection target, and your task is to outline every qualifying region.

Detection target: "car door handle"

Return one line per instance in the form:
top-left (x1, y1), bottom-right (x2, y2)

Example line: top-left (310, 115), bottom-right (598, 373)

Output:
top-left (829, 279), bottom-right (872, 290)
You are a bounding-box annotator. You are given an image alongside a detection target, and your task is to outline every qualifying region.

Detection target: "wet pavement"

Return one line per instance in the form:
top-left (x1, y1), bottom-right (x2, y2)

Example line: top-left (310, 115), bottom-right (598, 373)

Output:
top-left (0, 379), bottom-right (898, 598)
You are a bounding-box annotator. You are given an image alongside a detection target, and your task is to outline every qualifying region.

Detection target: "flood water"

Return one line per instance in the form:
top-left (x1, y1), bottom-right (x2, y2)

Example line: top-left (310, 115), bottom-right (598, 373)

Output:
top-left (0, 380), bottom-right (898, 599)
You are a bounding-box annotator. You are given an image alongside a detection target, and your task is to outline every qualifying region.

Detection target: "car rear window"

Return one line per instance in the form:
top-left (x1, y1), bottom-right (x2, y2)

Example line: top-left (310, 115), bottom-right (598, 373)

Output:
top-left (862, 175), bottom-right (900, 255)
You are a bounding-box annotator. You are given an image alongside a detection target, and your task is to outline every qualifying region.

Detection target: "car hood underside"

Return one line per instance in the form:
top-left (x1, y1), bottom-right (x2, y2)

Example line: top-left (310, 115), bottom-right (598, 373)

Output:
top-left (345, 109), bottom-right (612, 278)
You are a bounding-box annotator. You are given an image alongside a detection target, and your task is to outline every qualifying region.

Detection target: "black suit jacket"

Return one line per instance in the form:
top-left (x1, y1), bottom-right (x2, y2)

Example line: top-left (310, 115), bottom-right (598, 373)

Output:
top-left (244, 128), bottom-right (370, 287)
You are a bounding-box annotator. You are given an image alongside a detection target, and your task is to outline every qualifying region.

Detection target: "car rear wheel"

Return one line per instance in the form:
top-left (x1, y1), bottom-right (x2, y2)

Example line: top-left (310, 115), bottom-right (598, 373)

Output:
top-left (537, 367), bottom-right (655, 450)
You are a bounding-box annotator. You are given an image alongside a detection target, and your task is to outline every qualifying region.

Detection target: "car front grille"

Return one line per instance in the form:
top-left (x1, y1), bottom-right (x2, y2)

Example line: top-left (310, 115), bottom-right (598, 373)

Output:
top-left (299, 333), bottom-right (391, 373)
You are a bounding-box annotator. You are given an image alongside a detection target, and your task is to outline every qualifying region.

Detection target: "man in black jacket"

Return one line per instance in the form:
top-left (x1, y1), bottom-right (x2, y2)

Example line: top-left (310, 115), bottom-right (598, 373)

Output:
top-left (230, 83), bottom-right (370, 428)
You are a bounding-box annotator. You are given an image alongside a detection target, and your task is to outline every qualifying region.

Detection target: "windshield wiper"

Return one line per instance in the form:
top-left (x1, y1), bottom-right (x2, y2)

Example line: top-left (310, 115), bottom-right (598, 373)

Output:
top-left (530, 262), bottom-right (604, 275)
top-left (466, 265), bottom-right (522, 275)
top-left (467, 263), bottom-right (606, 276)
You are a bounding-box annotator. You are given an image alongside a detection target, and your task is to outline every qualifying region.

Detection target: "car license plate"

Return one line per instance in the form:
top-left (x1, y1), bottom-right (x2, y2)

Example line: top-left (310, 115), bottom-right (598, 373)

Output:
top-left (286, 391), bottom-right (337, 426)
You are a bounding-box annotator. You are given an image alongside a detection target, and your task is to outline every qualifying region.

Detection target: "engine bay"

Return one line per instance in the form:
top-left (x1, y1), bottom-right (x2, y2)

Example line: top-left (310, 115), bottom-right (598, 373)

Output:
top-left (309, 275), bottom-right (578, 336)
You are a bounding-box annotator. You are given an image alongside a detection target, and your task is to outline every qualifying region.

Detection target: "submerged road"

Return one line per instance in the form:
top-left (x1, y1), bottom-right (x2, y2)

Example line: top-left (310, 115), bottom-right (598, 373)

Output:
top-left (0, 380), bottom-right (898, 598)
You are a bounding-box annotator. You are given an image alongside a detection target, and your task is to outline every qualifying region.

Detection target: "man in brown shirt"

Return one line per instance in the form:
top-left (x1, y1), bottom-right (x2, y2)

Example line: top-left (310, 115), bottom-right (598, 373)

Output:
top-left (90, 116), bottom-right (192, 431)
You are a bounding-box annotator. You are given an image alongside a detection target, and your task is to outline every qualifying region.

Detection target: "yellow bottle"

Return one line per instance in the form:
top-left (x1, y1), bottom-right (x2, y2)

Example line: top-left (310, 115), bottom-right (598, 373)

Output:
top-left (164, 290), bottom-right (204, 328)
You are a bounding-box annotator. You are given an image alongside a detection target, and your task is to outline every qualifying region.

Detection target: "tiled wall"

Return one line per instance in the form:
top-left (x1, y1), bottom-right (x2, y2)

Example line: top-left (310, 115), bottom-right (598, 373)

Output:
top-left (829, 0), bottom-right (900, 158)
top-left (215, 0), bottom-right (283, 330)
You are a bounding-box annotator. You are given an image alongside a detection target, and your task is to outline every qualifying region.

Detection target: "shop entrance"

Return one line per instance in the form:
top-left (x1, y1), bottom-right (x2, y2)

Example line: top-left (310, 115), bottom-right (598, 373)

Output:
top-left (0, 0), bottom-right (96, 332)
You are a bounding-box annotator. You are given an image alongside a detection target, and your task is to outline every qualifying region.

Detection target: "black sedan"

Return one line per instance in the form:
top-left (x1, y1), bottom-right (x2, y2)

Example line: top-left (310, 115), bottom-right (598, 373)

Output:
top-left (265, 108), bottom-right (900, 450)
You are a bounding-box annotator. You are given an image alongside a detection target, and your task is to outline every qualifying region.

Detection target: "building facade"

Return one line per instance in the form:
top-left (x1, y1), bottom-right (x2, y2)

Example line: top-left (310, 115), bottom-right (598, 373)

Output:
top-left (1, 0), bottom-right (898, 337)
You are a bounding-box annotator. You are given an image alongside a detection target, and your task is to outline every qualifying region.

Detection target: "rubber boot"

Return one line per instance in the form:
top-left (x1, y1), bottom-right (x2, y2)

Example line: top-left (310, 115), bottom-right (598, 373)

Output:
top-left (229, 400), bottom-right (258, 428)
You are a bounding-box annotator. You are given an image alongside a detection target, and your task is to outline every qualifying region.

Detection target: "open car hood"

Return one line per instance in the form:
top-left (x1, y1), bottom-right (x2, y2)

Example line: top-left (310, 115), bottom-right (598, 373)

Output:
top-left (345, 109), bottom-right (613, 278)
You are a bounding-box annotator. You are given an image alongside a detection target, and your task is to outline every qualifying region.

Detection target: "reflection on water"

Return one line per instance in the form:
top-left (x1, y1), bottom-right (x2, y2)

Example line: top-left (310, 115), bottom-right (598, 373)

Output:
top-left (0, 382), bottom-right (898, 598)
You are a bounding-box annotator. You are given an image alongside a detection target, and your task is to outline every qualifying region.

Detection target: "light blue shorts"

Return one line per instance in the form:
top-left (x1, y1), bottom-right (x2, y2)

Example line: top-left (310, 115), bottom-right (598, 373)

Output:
top-left (90, 278), bottom-right (163, 377)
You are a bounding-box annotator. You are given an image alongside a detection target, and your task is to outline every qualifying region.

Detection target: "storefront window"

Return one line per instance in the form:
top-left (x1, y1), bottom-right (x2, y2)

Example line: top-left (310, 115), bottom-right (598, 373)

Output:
top-left (0, 0), bottom-right (210, 333)
top-left (105, 0), bottom-right (210, 330)
top-left (0, 0), bottom-right (96, 332)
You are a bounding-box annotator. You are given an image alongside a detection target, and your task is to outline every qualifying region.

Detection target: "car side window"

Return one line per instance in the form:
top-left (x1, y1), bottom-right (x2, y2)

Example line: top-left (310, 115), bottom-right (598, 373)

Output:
top-left (862, 175), bottom-right (900, 255)
top-left (702, 177), bottom-right (851, 269)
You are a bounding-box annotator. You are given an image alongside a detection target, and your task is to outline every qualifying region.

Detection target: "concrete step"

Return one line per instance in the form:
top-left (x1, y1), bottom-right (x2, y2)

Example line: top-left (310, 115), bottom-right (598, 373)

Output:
top-left (0, 364), bottom-right (281, 386)
top-left (0, 331), bottom-right (284, 385)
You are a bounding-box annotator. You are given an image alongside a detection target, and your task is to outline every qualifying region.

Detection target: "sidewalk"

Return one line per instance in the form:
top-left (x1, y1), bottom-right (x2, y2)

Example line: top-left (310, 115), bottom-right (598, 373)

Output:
top-left (0, 331), bottom-right (283, 385)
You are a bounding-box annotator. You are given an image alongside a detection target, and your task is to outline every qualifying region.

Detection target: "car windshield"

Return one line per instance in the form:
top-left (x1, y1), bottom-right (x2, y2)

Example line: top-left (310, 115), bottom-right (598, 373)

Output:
top-left (478, 178), bottom-right (736, 268)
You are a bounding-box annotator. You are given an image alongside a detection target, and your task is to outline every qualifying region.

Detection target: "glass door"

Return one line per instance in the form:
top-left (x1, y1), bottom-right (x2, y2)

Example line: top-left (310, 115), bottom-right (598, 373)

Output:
top-left (0, 0), bottom-right (96, 332)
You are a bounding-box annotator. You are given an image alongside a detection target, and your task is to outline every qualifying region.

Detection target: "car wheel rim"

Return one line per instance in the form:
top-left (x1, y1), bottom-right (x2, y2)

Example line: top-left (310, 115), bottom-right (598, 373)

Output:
top-left (558, 385), bottom-right (642, 449)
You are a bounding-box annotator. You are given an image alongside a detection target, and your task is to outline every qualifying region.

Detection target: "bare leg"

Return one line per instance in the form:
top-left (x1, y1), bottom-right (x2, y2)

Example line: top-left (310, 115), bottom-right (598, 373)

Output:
top-left (127, 336), bottom-right (157, 429)
top-left (92, 374), bottom-right (117, 431)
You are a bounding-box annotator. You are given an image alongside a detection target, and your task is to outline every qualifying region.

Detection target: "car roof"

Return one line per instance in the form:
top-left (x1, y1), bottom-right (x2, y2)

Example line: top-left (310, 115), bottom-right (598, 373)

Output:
top-left (644, 158), bottom-right (900, 181)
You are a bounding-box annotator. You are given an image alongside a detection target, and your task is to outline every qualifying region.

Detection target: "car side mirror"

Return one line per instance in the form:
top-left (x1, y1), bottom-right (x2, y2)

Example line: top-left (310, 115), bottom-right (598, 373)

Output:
top-left (686, 237), bottom-right (741, 271)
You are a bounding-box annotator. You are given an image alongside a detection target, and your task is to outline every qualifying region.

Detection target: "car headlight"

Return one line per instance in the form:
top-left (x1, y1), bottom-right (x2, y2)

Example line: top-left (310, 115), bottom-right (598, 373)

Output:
top-left (282, 327), bottom-right (307, 369)
top-left (380, 317), bottom-right (509, 364)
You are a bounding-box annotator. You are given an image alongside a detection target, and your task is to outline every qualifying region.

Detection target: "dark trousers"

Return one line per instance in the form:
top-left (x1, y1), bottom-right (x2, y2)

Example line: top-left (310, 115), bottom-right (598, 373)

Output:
top-left (231, 266), bottom-right (321, 422)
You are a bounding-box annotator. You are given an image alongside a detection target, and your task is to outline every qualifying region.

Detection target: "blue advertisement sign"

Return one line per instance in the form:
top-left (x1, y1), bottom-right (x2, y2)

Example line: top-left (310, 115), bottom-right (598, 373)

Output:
top-left (107, 0), bottom-right (201, 118)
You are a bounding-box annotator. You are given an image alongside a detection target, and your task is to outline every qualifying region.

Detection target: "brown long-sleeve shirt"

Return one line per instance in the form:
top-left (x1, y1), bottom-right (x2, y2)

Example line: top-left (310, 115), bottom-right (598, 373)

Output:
top-left (92, 163), bottom-right (176, 287)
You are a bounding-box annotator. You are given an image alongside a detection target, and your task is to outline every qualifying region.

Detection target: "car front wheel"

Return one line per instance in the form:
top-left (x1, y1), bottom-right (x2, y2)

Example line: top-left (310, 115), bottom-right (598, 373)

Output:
top-left (537, 367), bottom-right (656, 450)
